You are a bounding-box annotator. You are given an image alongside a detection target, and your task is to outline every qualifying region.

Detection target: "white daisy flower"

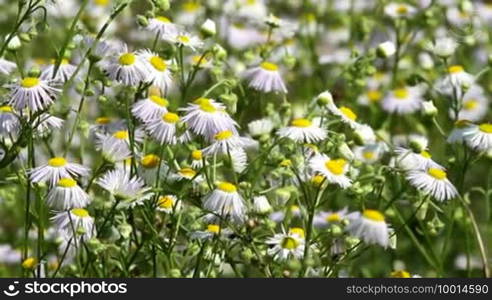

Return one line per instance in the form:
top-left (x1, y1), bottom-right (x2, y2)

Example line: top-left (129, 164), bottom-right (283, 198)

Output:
top-left (46, 178), bottom-right (90, 210)
top-left (436, 65), bottom-right (475, 99)
top-left (248, 118), bottom-right (274, 137)
top-left (313, 208), bottom-right (348, 228)
top-left (94, 132), bottom-right (133, 163)
top-left (242, 61), bottom-right (287, 94)
top-left (34, 113), bottom-right (64, 137)
top-left (29, 157), bottom-right (89, 186)
top-left (266, 230), bottom-right (305, 261)
top-left (144, 112), bottom-right (180, 145)
top-left (202, 181), bottom-right (246, 224)
top-left (51, 208), bottom-right (95, 240)
top-left (447, 120), bottom-right (473, 144)
top-left (89, 117), bottom-right (126, 136)
top-left (97, 169), bottom-right (152, 206)
top-left (102, 44), bottom-right (149, 86)
top-left (425, 36), bottom-right (458, 58)
top-left (132, 95), bottom-right (169, 121)
top-left (327, 104), bottom-right (360, 129)
top-left (346, 209), bottom-right (390, 248)
top-left (252, 195), bottom-right (272, 214)
top-left (357, 89), bottom-right (383, 106)
top-left (146, 16), bottom-right (178, 39)
top-left (353, 123), bottom-right (377, 145)
top-left (6, 76), bottom-right (60, 112)
top-left (169, 32), bottom-right (203, 51)
top-left (173, 167), bottom-right (203, 182)
top-left (277, 118), bottom-right (327, 143)
top-left (230, 147), bottom-right (248, 173)
top-left (180, 97), bottom-right (238, 141)
top-left (463, 123), bottom-right (492, 152)
top-left (40, 59), bottom-right (77, 82)
top-left (203, 130), bottom-right (244, 155)
top-left (406, 167), bottom-right (458, 201)
top-left (382, 86), bottom-right (424, 115)
top-left (190, 149), bottom-right (205, 169)
top-left (394, 148), bottom-right (443, 171)
top-left (384, 3), bottom-right (417, 18)
top-left (354, 143), bottom-right (385, 164)
top-left (190, 224), bottom-right (231, 240)
top-left (224, 23), bottom-right (266, 50)
top-left (309, 154), bottom-right (352, 188)
top-left (0, 58), bottom-right (16, 75)
top-left (455, 86), bottom-right (488, 122)
top-left (156, 195), bottom-right (180, 213)
top-left (0, 105), bottom-right (19, 136)
top-left (137, 50), bottom-right (173, 92)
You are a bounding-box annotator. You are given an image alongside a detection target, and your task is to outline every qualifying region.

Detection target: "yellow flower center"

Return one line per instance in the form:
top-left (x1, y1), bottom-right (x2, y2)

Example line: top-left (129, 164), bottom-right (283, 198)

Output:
top-left (156, 16), bottom-right (171, 23)
top-left (281, 237), bottom-right (299, 250)
top-left (149, 95), bottom-right (169, 107)
top-left (479, 123), bottom-right (492, 133)
top-left (22, 257), bottom-right (37, 269)
top-left (118, 53), bottom-right (136, 66)
top-left (391, 270), bottom-right (411, 278)
top-left (339, 106), bottom-right (357, 121)
top-left (463, 100), bottom-right (478, 111)
top-left (290, 205), bottom-right (299, 213)
top-left (260, 61), bottom-right (278, 71)
top-left (182, 2), bottom-right (200, 12)
top-left (71, 208), bottom-right (89, 218)
top-left (311, 174), bottom-right (325, 186)
top-left (393, 88), bottom-right (409, 99)
top-left (162, 112), bottom-right (180, 123)
top-left (94, 0), bottom-right (109, 6)
top-left (57, 178), bottom-right (77, 188)
top-left (207, 224), bottom-right (220, 234)
top-left (113, 130), bottom-right (129, 140)
top-left (48, 157), bottom-right (67, 167)
top-left (21, 77), bottom-right (40, 88)
top-left (397, 5), bottom-right (408, 14)
top-left (195, 97), bottom-right (216, 113)
top-left (326, 213), bottom-right (341, 222)
top-left (192, 55), bottom-right (209, 66)
top-left (149, 56), bottom-right (167, 71)
top-left (455, 119), bottom-right (471, 129)
top-left (158, 195), bottom-right (174, 209)
top-left (325, 159), bottom-right (347, 175)
top-left (363, 151), bottom-right (375, 160)
top-left (363, 209), bottom-right (385, 222)
top-left (179, 168), bottom-right (196, 178)
top-left (96, 117), bottom-right (111, 124)
top-left (217, 181), bottom-right (237, 193)
top-left (191, 150), bottom-right (203, 160)
top-left (215, 130), bottom-right (233, 140)
top-left (246, 0), bottom-right (256, 5)
top-left (367, 90), bottom-right (382, 102)
top-left (291, 118), bottom-right (312, 128)
top-left (448, 65), bottom-right (464, 74)
top-left (428, 168), bottom-right (447, 180)
top-left (420, 150), bottom-right (431, 158)
top-left (289, 227), bottom-right (305, 238)
top-left (141, 154), bottom-right (160, 169)
top-left (0, 105), bottom-right (13, 112)
top-left (280, 159), bottom-right (292, 167)
top-left (177, 35), bottom-right (190, 44)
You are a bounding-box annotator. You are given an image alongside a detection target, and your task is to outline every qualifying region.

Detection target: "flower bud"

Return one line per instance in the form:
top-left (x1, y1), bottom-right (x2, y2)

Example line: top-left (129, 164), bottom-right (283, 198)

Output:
top-left (137, 15), bottom-right (149, 27)
top-left (7, 35), bottom-right (22, 50)
top-left (376, 41), bottom-right (396, 58)
top-left (200, 19), bottom-right (216, 38)
top-left (421, 100), bottom-right (438, 116)
top-left (316, 90), bottom-right (334, 106)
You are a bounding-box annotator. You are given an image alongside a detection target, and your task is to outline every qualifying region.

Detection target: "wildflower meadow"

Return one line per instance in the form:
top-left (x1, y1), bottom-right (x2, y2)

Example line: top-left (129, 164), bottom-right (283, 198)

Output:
top-left (0, 0), bottom-right (491, 279)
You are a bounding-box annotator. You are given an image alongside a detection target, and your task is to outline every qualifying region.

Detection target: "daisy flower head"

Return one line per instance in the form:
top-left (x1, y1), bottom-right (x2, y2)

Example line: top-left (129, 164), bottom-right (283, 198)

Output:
top-left (51, 208), bottom-right (95, 240)
top-left (357, 89), bottom-right (383, 106)
top-left (309, 154), bottom-right (352, 188)
top-left (94, 132), bottom-right (133, 163)
top-left (353, 123), bottom-right (377, 145)
top-left (190, 149), bottom-right (205, 169)
top-left (436, 65), bottom-right (475, 99)
top-left (406, 167), bottom-right (458, 201)
top-left (463, 123), bottom-right (492, 152)
top-left (29, 157), bottom-right (89, 186)
top-left (146, 16), bottom-right (178, 39)
top-left (7, 76), bottom-right (60, 112)
top-left (277, 118), bottom-right (327, 143)
top-left (190, 224), bottom-right (231, 241)
top-left (0, 58), bottom-right (16, 75)
top-left (425, 36), bottom-right (458, 59)
top-left (136, 50), bottom-right (172, 92)
top-left (40, 59), bottom-right (77, 83)
top-left (202, 181), bottom-right (246, 224)
top-left (33, 113), bottom-right (64, 137)
top-left (132, 95), bottom-right (169, 121)
top-left (394, 147), bottom-right (442, 171)
top-left (156, 195), bottom-right (180, 213)
top-left (384, 2), bottom-right (417, 19)
top-left (447, 120), bottom-right (474, 144)
top-left (313, 208), bottom-right (348, 228)
top-left (354, 143), bottom-right (385, 164)
top-left (144, 111), bottom-right (180, 145)
top-left (103, 43), bottom-right (149, 86)
top-left (97, 169), bottom-right (152, 207)
top-left (242, 61), bottom-right (287, 94)
top-left (170, 32), bottom-right (203, 51)
top-left (252, 195), bottom-right (272, 214)
top-left (46, 178), bottom-right (90, 210)
top-left (382, 86), bottom-right (424, 115)
top-left (203, 129), bottom-right (244, 155)
top-left (173, 167), bottom-right (203, 182)
top-left (266, 230), bottom-right (305, 261)
top-left (327, 104), bottom-right (360, 129)
top-left (180, 97), bottom-right (238, 141)
top-left (248, 118), bottom-right (274, 137)
top-left (346, 209), bottom-right (390, 248)
top-left (229, 147), bottom-right (248, 173)
top-left (455, 86), bottom-right (488, 122)
top-left (0, 105), bottom-right (19, 136)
